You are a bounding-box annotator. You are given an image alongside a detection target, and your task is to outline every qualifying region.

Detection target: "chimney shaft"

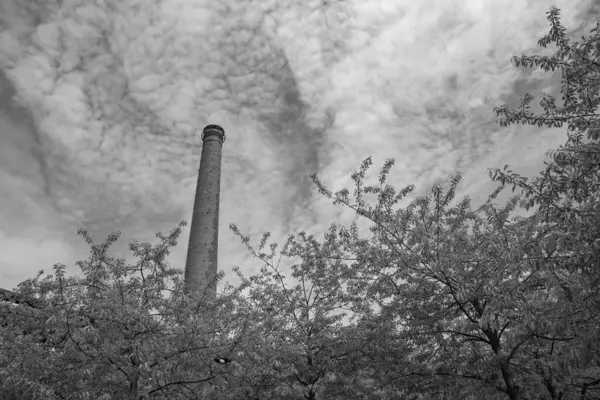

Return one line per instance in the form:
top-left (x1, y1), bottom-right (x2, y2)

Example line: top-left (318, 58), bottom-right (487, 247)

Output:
top-left (184, 124), bottom-right (225, 300)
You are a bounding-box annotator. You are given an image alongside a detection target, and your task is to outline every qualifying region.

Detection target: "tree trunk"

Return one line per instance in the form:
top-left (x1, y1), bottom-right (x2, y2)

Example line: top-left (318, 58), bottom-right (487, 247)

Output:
top-left (500, 361), bottom-right (520, 400)
top-left (129, 352), bottom-right (140, 400)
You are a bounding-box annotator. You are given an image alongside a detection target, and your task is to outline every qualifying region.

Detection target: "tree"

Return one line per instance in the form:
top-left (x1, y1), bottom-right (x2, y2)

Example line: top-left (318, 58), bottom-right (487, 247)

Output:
top-left (0, 222), bottom-right (248, 400)
top-left (490, 5), bottom-right (600, 279)
top-left (311, 160), bottom-right (538, 399)
top-left (310, 153), bottom-right (598, 399)
top-left (488, 6), bottom-right (600, 397)
top-left (225, 224), bottom-right (392, 399)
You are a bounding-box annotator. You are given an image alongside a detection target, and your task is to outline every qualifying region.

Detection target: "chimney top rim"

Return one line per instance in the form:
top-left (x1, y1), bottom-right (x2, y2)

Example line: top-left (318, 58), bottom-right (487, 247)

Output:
top-left (202, 124), bottom-right (226, 143)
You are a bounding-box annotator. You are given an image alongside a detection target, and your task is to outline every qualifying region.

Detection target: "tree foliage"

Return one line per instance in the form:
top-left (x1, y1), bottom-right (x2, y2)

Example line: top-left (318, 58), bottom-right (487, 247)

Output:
top-left (0, 222), bottom-right (249, 399)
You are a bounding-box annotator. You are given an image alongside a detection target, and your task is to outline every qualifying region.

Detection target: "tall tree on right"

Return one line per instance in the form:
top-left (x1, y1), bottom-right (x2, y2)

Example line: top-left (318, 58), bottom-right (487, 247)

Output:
top-left (488, 6), bottom-right (600, 399)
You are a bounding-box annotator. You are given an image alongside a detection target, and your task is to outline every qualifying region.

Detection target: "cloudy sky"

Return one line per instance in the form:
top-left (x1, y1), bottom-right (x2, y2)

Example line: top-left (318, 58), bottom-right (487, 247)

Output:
top-left (0, 0), bottom-right (597, 292)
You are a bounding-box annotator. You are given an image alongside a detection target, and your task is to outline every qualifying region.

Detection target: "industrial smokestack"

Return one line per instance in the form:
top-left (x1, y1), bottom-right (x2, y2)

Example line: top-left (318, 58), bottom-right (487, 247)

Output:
top-left (184, 124), bottom-right (226, 300)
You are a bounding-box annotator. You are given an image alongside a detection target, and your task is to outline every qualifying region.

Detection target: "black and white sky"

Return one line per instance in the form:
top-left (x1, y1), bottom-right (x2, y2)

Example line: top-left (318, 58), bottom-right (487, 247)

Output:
top-left (0, 0), bottom-right (598, 291)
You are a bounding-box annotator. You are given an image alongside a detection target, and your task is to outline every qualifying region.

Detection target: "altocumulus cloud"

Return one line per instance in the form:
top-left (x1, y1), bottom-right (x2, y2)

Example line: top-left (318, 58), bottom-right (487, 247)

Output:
top-left (0, 0), bottom-right (597, 291)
